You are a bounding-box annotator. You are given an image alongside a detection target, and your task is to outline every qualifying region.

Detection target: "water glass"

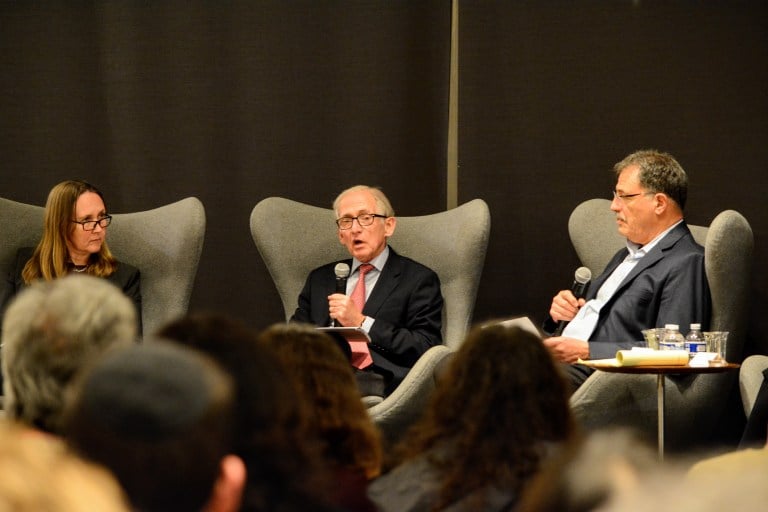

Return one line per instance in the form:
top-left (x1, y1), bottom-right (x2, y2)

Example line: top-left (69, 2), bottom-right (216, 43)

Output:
top-left (704, 331), bottom-right (729, 365)
top-left (641, 327), bottom-right (666, 350)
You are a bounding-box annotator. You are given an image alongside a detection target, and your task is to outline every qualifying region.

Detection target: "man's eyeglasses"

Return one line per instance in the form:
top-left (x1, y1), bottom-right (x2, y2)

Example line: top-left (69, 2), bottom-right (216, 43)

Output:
top-left (336, 213), bottom-right (387, 230)
top-left (71, 215), bottom-right (112, 231)
top-left (612, 191), bottom-right (655, 204)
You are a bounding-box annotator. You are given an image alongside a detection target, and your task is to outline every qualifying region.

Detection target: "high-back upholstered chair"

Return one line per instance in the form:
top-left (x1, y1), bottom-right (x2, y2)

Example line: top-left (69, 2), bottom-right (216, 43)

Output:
top-left (250, 197), bottom-right (491, 445)
top-left (739, 354), bottom-right (768, 418)
top-left (568, 198), bottom-right (753, 451)
top-left (0, 196), bottom-right (206, 338)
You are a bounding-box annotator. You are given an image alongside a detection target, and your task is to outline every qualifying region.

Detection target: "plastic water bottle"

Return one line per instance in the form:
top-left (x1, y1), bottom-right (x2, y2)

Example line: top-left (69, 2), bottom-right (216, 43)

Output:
top-left (684, 323), bottom-right (705, 354)
top-left (659, 324), bottom-right (685, 351)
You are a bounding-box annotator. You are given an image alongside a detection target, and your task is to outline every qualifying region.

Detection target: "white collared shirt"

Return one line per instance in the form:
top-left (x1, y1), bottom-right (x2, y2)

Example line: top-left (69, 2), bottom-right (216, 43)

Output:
top-left (562, 220), bottom-right (683, 340)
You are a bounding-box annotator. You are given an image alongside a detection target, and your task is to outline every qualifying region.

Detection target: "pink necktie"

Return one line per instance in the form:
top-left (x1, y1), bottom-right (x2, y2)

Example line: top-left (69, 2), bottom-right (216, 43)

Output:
top-left (349, 263), bottom-right (374, 369)
top-left (351, 263), bottom-right (374, 311)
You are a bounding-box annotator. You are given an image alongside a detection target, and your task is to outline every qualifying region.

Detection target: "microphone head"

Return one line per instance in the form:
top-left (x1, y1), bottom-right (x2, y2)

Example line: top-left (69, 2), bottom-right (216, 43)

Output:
top-left (574, 266), bottom-right (592, 284)
top-left (334, 262), bottom-right (351, 279)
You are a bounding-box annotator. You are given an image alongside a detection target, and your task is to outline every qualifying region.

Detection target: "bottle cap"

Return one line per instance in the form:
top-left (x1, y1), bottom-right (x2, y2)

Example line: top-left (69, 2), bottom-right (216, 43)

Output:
top-left (690, 323), bottom-right (701, 329)
top-left (664, 324), bottom-right (679, 330)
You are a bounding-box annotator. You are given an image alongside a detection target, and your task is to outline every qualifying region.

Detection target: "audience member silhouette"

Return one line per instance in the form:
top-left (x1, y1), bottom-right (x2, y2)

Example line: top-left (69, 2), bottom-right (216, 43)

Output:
top-left (368, 324), bottom-right (575, 512)
top-left (0, 419), bottom-right (130, 512)
top-left (63, 340), bottom-right (245, 512)
top-left (687, 421), bottom-right (768, 485)
top-left (158, 312), bottom-right (335, 512)
top-left (517, 427), bottom-right (659, 512)
top-left (258, 322), bottom-right (383, 512)
top-left (1, 273), bottom-right (137, 434)
top-left (591, 430), bottom-right (768, 512)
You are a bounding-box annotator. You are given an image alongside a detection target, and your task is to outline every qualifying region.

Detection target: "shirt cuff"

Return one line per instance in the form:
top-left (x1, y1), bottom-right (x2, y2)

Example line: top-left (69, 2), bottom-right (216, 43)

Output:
top-left (361, 316), bottom-right (374, 333)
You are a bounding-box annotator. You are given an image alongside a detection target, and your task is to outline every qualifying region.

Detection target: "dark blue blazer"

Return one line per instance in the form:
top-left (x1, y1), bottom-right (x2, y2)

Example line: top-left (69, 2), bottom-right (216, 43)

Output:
top-left (546, 222), bottom-right (711, 359)
top-left (291, 247), bottom-right (443, 393)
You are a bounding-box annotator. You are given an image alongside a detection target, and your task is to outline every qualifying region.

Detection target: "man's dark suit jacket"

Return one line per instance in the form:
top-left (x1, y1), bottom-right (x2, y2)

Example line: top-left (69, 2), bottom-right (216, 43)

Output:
top-left (545, 222), bottom-right (711, 360)
top-left (291, 247), bottom-right (443, 394)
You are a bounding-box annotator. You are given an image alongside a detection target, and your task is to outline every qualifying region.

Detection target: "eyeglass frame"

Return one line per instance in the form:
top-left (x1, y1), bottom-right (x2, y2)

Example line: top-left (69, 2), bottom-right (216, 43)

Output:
top-left (612, 190), bottom-right (656, 203)
top-left (71, 215), bottom-right (112, 231)
top-left (335, 213), bottom-right (388, 230)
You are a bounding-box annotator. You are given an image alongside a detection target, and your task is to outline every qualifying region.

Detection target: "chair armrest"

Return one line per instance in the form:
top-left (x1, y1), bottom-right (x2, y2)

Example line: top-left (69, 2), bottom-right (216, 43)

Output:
top-left (740, 355), bottom-right (768, 417)
top-left (367, 345), bottom-right (453, 445)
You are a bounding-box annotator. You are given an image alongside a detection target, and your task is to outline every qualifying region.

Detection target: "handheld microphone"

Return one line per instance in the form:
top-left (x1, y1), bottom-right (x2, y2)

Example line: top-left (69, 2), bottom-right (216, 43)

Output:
top-left (554, 266), bottom-right (592, 336)
top-left (334, 262), bottom-right (350, 293)
top-left (331, 263), bottom-right (350, 326)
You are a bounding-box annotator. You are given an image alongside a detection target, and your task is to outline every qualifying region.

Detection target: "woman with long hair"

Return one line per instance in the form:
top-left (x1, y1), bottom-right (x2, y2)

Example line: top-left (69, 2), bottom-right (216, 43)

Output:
top-left (257, 322), bottom-right (383, 512)
top-left (7, 179), bottom-right (141, 326)
top-left (159, 313), bottom-right (336, 512)
top-left (368, 324), bottom-right (576, 512)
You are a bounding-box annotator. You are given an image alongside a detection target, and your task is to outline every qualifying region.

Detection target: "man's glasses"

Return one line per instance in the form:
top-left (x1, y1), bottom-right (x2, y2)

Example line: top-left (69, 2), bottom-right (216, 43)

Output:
top-left (612, 191), bottom-right (655, 204)
top-left (71, 215), bottom-right (112, 231)
top-left (336, 213), bottom-right (387, 230)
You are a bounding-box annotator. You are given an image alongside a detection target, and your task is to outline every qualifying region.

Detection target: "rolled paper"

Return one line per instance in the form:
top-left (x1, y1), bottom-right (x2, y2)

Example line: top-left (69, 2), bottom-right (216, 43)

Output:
top-left (616, 349), bottom-right (689, 366)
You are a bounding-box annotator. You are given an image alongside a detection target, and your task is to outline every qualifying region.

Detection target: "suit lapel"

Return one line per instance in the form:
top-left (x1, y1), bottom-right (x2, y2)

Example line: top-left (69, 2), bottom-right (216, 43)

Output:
top-left (362, 248), bottom-right (402, 315)
top-left (605, 222), bottom-right (690, 298)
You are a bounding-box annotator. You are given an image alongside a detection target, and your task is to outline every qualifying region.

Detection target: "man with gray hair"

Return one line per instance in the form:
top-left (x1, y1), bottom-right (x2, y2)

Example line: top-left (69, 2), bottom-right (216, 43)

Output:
top-left (2, 273), bottom-right (137, 433)
top-left (292, 185), bottom-right (443, 397)
top-left (543, 149), bottom-right (711, 390)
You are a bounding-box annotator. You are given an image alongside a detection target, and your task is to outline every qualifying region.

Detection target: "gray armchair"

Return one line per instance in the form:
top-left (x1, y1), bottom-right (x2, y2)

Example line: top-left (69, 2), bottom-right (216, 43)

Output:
top-left (739, 354), bottom-right (768, 418)
top-left (0, 196), bottom-right (206, 338)
top-left (250, 197), bottom-right (491, 445)
top-left (568, 199), bottom-right (753, 451)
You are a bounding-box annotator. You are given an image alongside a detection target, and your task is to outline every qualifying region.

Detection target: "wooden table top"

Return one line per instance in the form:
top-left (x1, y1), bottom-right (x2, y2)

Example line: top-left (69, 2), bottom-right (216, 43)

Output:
top-left (580, 362), bottom-right (740, 374)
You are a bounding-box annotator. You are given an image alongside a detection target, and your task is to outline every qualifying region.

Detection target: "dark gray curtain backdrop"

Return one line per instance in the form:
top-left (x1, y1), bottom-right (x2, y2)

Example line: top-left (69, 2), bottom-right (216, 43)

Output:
top-left (2, 2), bottom-right (767, 359)
top-left (459, 2), bottom-right (768, 356)
top-left (0, 1), bottom-right (451, 328)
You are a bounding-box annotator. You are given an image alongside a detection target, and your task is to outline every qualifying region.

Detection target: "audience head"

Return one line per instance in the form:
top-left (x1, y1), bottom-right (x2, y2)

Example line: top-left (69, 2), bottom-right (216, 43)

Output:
top-left (0, 419), bottom-right (130, 512)
top-left (257, 322), bottom-right (383, 479)
top-left (1, 273), bottom-right (137, 434)
top-left (63, 340), bottom-right (244, 512)
top-left (158, 312), bottom-right (333, 512)
top-left (517, 427), bottom-right (659, 512)
top-left (397, 324), bottom-right (575, 509)
top-left (23, 179), bottom-right (118, 282)
top-left (333, 185), bottom-right (396, 263)
top-left (606, 464), bottom-right (768, 512)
